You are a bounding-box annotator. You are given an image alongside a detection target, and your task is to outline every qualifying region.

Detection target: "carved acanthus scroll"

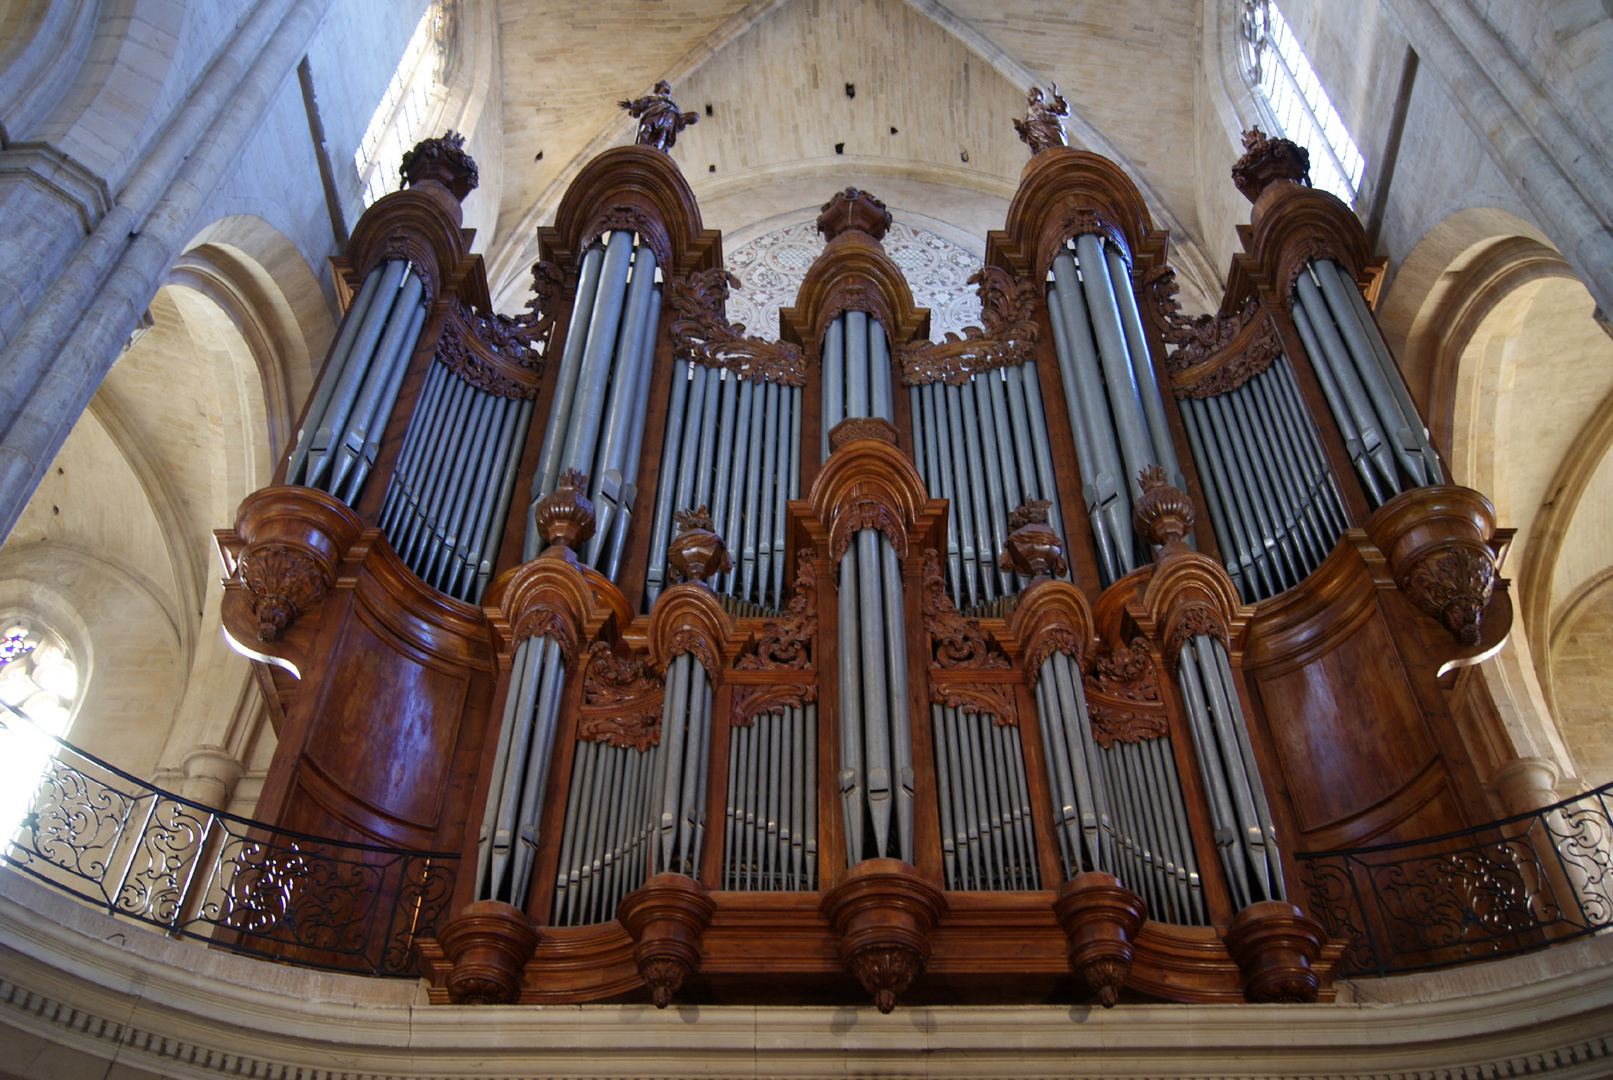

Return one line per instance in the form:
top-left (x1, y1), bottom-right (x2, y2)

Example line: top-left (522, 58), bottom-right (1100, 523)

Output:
top-left (922, 550), bottom-right (1010, 671)
top-left (1403, 546), bottom-right (1496, 647)
top-left (896, 267), bottom-right (1040, 386)
top-left (436, 299), bottom-right (545, 399)
top-left (665, 268), bottom-right (808, 385)
top-left (830, 496), bottom-right (909, 563)
top-left (236, 544), bottom-right (331, 642)
top-left (1146, 267), bottom-right (1280, 399)
top-left (579, 640), bottom-right (665, 752)
top-left (1083, 638), bottom-right (1168, 748)
top-left (738, 554), bottom-right (817, 671)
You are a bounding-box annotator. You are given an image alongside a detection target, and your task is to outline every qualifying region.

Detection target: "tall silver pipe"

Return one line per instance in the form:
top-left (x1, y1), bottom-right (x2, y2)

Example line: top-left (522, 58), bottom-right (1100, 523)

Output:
top-left (478, 636), bottom-right (539, 899)
top-left (587, 254), bottom-right (659, 563)
top-left (846, 311), bottom-right (869, 416)
top-left (384, 366), bottom-right (461, 537)
top-left (855, 529), bottom-right (893, 857)
top-left (984, 371), bottom-right (1024, 587)
top-left (400, 378), bottom-right (481, 566)
top-left (532, 244), bottom-right (606, 527)
top-left (972, 376), bottom-right (1012, 595)
top-left (1289, 302), bottom-right (1385, 505)
top-left (932, 705), bottom-right (959, 887)
top-left (739, 375), bottom-right (765, 601)
top-left (331, 275), bottom-right (426, 498)
top-left (1177, 401), bottom-right (1246, 599)
top-left (1295, 273), bottom-right (1398, 493)
top-left (286, 267), bottom-right (385, 483)
top-left (304, 260), bottom-right (408, 489)
top-left (467, 397), bottom-right (535, 602)
top-left (1051, 253), bottom-right (1133, 575)
top-left (656, 655), bottom-right (691, 873)
top-left (770, 390), bottom-right (792, 605)
top-left (1076, 234), bottom-right (1155, 503)
top-left (1210, 639), bottom-right (1284, 901)
top-left (561, 235), bottom-right (639, 482)
top-left (1034, 669), bottom-right (1079, 876)
top-left (433, 394), bottom-right (512, 591)
top-left (822, 317), bottom-right (844, 457)
top-left (881, 537), bottom-right (914, 860)
top-left (956, 380), bottom-right (998, 602)
top-left (1338, 263), bottom-right (1444, 484)
top-left (804, 702), bottom-right (818, 885)
top-left (1106, 245), bottom-right (1182, 488)
top-left (717, 378), bottom-right (755, 596)
top-left (645, 361), bottom-right (694, 600)
top-left (926, 381), bottom-right (965, 600)
top-left (1195, 397), bottom-right (1279, 596)
top-left (869, 317), bottom-right (892, 420)
top-left (1017, 362), bottom-right (1067, 542)
top-left (837, 549), bottom-right (865, 864)
top-left (1175, 641), bottom-right (1252, 910)
top-left (508, 640), bottom-right (566, 909)
top-left (754, 381), bottom-right (781, 603)
top-left (709, 372), bottom-right (739, 527)
top-left (378, 360), bottom-right (443, 534)
top-left (942, 381), bottom-right (981, 607)
top-left (1205, 392), bottom-right (1295, 587)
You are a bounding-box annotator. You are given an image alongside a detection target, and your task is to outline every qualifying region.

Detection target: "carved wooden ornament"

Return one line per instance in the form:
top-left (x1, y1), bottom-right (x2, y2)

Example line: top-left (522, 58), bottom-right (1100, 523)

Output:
top-left (807, 439), bottom-right (936, 565)
top-left (896, 266), bottom-right (1040, 386)
top-left (435, 298), bottom-right (545, 399)
top-left (1084, 638), bottom-right (1168, 748)
top-left (737, 553), bottom-right (818, 671)
top-left (579, 640), bottom-right (664, 751)
top-left (1007, 577), bottom-right (1096, 679)
top-left (237, 544), bottom-right (331, 643)
top-left (666, 269), bottom-right (808, 385)
top-left (667, 505), bottom-right (733, 585)
top-left (1146, 267), bottom-right (1282, 399)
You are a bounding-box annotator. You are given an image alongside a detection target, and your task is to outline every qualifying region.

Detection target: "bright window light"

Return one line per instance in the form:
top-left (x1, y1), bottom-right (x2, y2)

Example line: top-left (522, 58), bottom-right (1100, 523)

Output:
top-left (0, 620), bottom-right (79, 841)
top-left (1243, 0), bottom-right (1366, 203)
top-left (354, 5), bottom-right (447, 208)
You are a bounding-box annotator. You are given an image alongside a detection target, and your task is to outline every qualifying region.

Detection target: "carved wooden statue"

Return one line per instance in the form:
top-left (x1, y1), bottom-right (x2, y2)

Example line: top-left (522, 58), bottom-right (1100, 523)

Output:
top-left (619, 80), bottom-right (699, 152)
top-left (1013, 84), bottom-right (1069, 154)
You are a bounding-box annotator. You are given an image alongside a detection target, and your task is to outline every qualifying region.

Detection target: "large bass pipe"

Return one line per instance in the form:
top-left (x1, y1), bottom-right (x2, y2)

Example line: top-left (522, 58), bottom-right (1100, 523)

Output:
top-left (287, 260), bottom-right (430, 503)
top-left (1174, 634), bottom-right (1284, 911)
top-left (1292, 259), bottom-right (1442, 506)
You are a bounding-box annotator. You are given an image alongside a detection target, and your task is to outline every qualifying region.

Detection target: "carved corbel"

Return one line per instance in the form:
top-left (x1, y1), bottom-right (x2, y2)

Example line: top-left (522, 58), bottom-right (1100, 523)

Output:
top-left (1364, 485), bottom-right (1503, 648)
top-left (819, 858), bottom-right (947, 1013)
top-left (1223, 899), bottom-right (1327, 1003)
top-left (896, 266), bottom-right (1039, 386)
top-left (1052, 872), bottom-right (1147, 1007)
top-left (616, 872), bottom-right (717, 1008)
top-left (432, 899), bottom-right (540, 1005)
top-left (220, 486), bottom-right (364, 645)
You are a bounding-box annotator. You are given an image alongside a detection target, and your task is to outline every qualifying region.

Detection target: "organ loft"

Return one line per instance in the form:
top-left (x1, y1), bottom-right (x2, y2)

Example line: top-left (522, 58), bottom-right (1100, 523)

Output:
top-left (207, 82), bottom-right (1522, 1011)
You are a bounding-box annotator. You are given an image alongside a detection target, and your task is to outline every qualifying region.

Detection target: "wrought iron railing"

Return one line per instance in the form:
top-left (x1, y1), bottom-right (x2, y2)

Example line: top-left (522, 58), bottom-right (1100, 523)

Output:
top-left (1297, 781), bottom-right (1613, 977)
top-left (0, 705), bottom-right (457, 976)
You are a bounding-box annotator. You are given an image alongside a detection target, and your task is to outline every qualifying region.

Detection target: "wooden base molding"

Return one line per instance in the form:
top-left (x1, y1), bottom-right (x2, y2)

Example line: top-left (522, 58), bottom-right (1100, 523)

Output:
top-left (819, 860), bottom-right (948, 1013)
top-left (1223, 900), bottom-right (1327, 1004)
top-left (428, 901), bottom-right (541, 1005)
top-left (1052, 872), bottom-right (1148, 1007)
top-left (616, 873), bottom-right (718, 1008)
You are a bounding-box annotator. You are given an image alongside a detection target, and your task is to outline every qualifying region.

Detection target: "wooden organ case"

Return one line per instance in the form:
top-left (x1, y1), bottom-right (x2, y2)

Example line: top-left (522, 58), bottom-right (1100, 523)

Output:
top-left (215, 124), bottom-right (1512, 1009)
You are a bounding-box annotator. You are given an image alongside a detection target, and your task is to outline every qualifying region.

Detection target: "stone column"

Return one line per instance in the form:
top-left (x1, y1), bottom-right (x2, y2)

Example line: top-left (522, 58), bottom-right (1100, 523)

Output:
top-left (1386, 0), bottom-right (1613, 321)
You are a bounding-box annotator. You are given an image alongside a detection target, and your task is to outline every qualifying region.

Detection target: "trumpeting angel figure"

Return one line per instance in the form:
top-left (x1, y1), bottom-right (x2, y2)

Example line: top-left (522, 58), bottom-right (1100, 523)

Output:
top-left (619, 80), bottom-right (699, 153)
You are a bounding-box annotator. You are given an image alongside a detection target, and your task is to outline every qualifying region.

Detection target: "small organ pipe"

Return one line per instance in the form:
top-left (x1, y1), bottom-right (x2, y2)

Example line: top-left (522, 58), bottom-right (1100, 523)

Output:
top-left (846, 310), bottom-right (869, 416)
top-left (942, 381), bottom-right (982, 606)
top-left (755, 381), bottom-right (781, 602)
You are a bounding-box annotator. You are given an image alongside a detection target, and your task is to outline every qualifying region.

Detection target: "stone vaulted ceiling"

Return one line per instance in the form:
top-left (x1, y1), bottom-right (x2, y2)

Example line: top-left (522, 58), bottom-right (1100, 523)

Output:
top-left (485, 0), bottom-right (1220, 313)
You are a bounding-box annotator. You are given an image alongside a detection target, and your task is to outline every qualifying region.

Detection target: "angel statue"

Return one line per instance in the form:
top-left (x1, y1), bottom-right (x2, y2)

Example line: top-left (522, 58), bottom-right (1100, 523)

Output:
top-left (1013, 83), bottom-right (1069, 155)
top-left (618, 80), bottom-right (699, 153)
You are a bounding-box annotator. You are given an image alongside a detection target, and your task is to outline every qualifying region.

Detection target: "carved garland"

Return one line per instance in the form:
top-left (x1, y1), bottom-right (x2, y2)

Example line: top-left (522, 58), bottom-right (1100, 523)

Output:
top-left (1083, 638), bottom-right (1168, 748)
top-left (236, 544), bottom-right (331, 642)
top-left (1163, 603), bottom-right (1230, 669)
top-left (830, 496), bottom-right (910, 564)
top-left (579, 640), bottom-right (665, 752)
top-left (1281, 237), bottom-right (1347, 306)
top-left (896, 266), bottom-right (1040, 386)
top-left (666, 268), bottom-right (808, 385)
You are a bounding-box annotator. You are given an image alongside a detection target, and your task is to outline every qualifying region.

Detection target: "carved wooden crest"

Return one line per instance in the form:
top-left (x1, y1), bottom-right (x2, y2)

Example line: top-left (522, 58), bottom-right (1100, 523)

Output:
top-left (831, 495), bottom-right (910, 564)
top-left (579, 640), bottom-right (665, 751)
top-left (737, 553), bottom-right (817, 670)
top-left (665, 268), bottom-right (808, 385)
top-left (1146, 267), bottom-right (1282, 399)
top-left (929, 680), bottom-right (1019, 728)
top-left (436, 299), bottom-right (544, 399)
top-left (1083, 638), bottom-right (1168, 748)
top-left (896, 267), bottom-right (1040, 386)
top-left (921, 550), bottom-right (1010, 670)
top-left (730, 682), bottom-right (818, 728)
top-left (236, 543), bottom-right (331, 643)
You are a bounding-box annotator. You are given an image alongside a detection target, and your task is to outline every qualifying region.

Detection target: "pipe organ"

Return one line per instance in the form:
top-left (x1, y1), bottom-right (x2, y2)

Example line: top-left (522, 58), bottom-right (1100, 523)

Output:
top-left (216, 112), bottom-right (1513, 1010)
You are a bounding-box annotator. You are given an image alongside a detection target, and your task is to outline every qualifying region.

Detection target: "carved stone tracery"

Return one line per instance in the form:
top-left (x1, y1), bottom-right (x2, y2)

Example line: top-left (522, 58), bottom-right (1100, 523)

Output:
top-left (666, 268), bottom-right (808, 385)
top-left (896, 266), bottom-right (1040, 386)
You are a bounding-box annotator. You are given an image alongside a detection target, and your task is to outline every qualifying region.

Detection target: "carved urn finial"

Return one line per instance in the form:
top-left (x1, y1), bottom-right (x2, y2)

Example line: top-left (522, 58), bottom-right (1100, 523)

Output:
top-left (534, 469), bottom-right (596, 553)
top-left (1012, 83), bottom-right (1069, 155)
top-left (667, 505), bottom-right (733, 585)
top-left (999, 498), bottom-right (1069, 582)
top-left (1230, 127), bottom-right (1311, 203)
top-left (817, 187), bottom-right (892, 243)
top-left (618, 80), bottom-right (699, 152)
top-left (400, 130), bottom-right (480, 202)
top-left (1132, 465), bottom-right (1195, 551)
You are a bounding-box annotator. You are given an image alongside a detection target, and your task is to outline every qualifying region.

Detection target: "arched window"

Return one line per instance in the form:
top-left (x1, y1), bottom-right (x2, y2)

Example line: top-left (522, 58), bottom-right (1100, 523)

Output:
top-left (1240, 0), bottom-right (1365, 204)
top-left (0, 617), bottom-right (81, 834)
top-left (354, 2), bottom-right (453, 208)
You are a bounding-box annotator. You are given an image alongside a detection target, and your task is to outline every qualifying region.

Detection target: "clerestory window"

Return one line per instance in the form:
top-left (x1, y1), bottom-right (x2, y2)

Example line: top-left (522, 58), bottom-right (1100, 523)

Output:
top-left (0, 617), bottom-right (80, 834)
top-left (354, 3), bottom-right (452, 208)
top-left (1240, 0), bottom-right (1366, 204)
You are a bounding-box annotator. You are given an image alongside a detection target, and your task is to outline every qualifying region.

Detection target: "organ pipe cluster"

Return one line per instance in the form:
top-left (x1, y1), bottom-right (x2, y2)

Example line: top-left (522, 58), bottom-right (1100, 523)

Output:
top-left (825, 311), bottom-right (915, 866)
top-left (1291, 258), bottom-right (1442, 506)
top-left (286, 260), bottom-right (429, 504)
top-left (1046, 234), bottom-right (1182, 584)
top-left (724, 704), bottom-right (818, 890)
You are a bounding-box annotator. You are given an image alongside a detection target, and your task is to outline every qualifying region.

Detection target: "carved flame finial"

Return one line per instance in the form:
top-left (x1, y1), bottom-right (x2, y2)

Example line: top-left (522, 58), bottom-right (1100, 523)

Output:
top-left (817, 187), bottom-right (892, 242)
top-left (618, 80), bottom-right (699, 153)
top-left (1013, 83), bottom-right (1069, 155)
top-left (1132, 465), bottom-right (1195, 551)
top-left (667, 505), bottom-right (732, 585)
top-left (1230, 127), bottom-right (1311, 203)
top-left (1000, 498), bottom-right (1069, 582)
top-left (400, 130), bottom-right (479, 202)
top-left (534, 469), bottom-right (596, 553)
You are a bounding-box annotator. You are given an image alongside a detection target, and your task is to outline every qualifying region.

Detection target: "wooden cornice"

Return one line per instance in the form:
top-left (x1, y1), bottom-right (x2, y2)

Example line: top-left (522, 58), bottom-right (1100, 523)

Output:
top-left (341, 183), bottom-right (489, 311)
top-left (985, 146), bottom-right (1171, 282)
top-left (482, 547), bottom-right (632, 665)
top-left (1225, 180), bottom-right (1372, 314)
top-left (537, 145), bottom-right (722, 280)
top-left (778, 230), bottom-right (930, 355)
